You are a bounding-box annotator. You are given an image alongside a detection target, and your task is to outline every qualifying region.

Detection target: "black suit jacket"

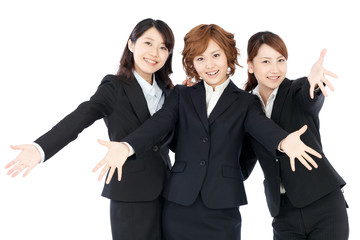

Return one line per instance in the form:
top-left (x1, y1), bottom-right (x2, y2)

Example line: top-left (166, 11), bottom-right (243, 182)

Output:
top-left (241, 77), bottom-right (346, 217)
top-left (35, 74), bottom-right (173, 202)
top-left (124, 80), bottom-right (289, 209)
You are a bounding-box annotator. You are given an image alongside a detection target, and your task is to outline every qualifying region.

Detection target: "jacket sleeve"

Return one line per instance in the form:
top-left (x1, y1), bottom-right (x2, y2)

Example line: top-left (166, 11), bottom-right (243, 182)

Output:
top-left (123, 85), bottom-right (181, 157)
top-left (35, 75), bottom-right (117, 161)
top-left (244, 95), bottom-right (288, 157)
top-left (292, 77), bottom-right (325, 115)
top-left (239, 133), bottom-right (258, 180)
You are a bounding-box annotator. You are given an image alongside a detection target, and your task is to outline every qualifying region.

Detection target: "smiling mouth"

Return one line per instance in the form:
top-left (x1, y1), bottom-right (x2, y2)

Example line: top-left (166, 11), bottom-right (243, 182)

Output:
top-left (206, 70), bottom-right (219, 77)
top-left (144, 58), bottom-right (157, 64)
top-left (267, 76), bottom-right (280, 80)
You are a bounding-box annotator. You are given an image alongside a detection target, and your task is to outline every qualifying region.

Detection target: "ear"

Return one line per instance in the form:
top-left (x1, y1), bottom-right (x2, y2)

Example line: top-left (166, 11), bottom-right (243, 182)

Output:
top-left (128, 39), bottom-right (134, 53)
top-left (247, 59), bottom-right (254, 74)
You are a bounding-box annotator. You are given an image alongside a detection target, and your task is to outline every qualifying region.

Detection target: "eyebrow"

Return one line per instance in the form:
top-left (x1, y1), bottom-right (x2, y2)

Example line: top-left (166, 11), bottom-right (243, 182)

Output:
top-left (197, 49), bottom-right (221, 57)
top-left (260, 56), bottom-right (284, 59)
top-left (144, 37), bottom-right (165, 45)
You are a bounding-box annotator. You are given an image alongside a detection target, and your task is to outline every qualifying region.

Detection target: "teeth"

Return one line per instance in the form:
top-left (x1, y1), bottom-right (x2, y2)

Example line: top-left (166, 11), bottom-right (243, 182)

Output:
top-left (268, 76), bottom-right (278, 80)
top-left (207, 70), bottom-right (219, 76)
top-left (145, 58), bottom-right (156, 64)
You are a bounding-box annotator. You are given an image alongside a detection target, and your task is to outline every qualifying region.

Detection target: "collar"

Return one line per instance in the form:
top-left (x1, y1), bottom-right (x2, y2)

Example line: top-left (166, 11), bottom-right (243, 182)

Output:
top-left (133, 71), bottom-right (162, 97)
top-left (203, 78), bottom-right (231, 94)
top-left (252, 85), bottom-right (279, 106)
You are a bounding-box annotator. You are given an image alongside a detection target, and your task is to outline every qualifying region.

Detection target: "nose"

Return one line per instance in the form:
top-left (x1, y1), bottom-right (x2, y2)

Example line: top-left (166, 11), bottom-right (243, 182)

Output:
top-left (205, 58), bottom-right (214, 69)
top-left (150, 46), bottom-right (159, 58)
top-left (270, 62), bottom-right (279, 74)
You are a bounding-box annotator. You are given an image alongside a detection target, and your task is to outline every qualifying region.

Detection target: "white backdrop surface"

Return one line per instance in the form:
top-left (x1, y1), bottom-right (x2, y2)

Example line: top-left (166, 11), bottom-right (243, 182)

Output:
top-left (1, 0), bottom-right (359, 239)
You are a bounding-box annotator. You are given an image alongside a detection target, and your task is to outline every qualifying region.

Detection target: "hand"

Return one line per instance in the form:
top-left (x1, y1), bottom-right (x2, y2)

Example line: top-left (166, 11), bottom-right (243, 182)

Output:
top-left (182, 77), bottom-right (196, 87)
top-left (280, 125), bottom-right (322, 171)
top-left (308, 49), bottom-right (338, 99)
top-left (92, 139), bottom-right (130, 184)
top-left (5, 144), bottom-right (41, 177)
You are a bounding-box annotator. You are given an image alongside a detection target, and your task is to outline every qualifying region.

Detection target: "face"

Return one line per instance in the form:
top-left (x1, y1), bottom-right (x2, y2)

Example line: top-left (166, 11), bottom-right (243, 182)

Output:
top-left (128, 27), bottom-right (169, 82)
top-left (193, 39), bottom-right (229, 89)
top-left (248, 44), bottom-right (287, 94)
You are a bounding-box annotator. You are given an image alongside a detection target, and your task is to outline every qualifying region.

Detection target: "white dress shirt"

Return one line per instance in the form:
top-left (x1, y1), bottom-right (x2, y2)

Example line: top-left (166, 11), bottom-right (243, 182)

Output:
top-left (35, 71), bottom-right (165, 163)
top-left (204, 79), bottom-right (230, 117)
top-left (252, 85), bottom-right (286, 193)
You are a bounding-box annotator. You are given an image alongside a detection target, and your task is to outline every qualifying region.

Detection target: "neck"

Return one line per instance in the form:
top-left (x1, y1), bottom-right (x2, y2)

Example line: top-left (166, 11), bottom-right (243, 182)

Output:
top-left (259, 88), bottom-right (273, 106)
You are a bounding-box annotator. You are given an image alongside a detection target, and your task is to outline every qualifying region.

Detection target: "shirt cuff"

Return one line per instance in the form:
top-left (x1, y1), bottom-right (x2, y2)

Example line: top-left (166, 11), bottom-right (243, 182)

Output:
top-left (32, 142), bottom-right (45, 163)
top-left (122, 142), bottom-right (135, 157)
top-left (278, 142), bottom-right (284, 153)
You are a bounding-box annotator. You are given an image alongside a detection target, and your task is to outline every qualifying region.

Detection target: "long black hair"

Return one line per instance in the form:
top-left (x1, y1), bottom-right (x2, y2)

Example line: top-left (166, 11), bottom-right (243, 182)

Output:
top-left (117, 18), bottom-right (175, 88)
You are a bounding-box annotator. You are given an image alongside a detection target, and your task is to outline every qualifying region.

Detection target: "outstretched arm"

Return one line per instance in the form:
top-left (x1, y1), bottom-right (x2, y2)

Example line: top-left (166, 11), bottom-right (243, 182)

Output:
top-left (245, 96), bottom-right (321, 172)
top-left (92, 85), bottom-right (182, 184)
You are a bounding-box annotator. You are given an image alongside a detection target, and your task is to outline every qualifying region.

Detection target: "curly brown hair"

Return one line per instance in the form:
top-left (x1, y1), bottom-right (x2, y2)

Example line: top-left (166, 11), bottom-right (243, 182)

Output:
top-left (182, 24), bottom-right (241, 81)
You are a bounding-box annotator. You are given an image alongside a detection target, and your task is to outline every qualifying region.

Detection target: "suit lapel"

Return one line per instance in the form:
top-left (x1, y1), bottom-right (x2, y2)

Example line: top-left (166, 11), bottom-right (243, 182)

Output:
top-left (271, 78), bottom-right (291, 124)
top-left (156, 78), bottom-right (172, 99)
top-left (208, 80), bottom-right (241, 125)
top-left (123, 77), bottom-right (151, 123)
top-left (190, 81), bottom-right (209, 133)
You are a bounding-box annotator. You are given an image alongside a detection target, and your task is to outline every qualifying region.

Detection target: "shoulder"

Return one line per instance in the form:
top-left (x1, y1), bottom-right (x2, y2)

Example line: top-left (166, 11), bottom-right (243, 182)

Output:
top-left (99, 74), bottom-right (135, 89)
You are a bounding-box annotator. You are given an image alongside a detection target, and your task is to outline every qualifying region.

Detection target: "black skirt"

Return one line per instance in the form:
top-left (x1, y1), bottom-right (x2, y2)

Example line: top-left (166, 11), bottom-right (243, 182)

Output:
top-left (162, 194), bottom-right (242, 240)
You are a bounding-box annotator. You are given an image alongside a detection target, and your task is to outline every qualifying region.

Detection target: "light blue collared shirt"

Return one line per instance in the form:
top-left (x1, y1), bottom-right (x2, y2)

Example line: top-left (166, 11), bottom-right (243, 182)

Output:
top-left (133, 71), bottom-right (165, 116)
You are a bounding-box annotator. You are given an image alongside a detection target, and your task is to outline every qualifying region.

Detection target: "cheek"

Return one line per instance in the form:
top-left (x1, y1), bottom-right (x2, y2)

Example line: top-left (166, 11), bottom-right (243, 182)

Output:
top-left (193, 62), bottom-right (202, 74)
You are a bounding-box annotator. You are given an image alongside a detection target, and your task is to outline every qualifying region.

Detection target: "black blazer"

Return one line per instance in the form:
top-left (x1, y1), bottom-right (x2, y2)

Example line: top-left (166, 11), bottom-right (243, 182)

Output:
top-left (124, 80), bottom-right (288, 209)
top-left (35, 74), bottom-right (173, 202)
top-left (241, 77), bottom-right (346, 217)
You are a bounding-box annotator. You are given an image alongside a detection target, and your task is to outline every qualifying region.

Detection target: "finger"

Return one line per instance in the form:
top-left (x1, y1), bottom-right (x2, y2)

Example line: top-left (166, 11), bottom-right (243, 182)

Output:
top-left (290, 158), bottom-right (295, 172)
top-left (297, 155), bottom-right (312, 171)
top-left (302, 152), bottom-right (318, 169)
top-left (10, 145), bottom-right (25, 150)
top-left (318, 81), bottom-right (328, 97)
top-left (305, 146), bottom-right (322, 159)
top-left (92, 158), bottom-right (107, 173)
top-left (323, 68), bottom-right (338, 79)
top-left (322, 76), bottom-right (335, 92)
top-left (11, 165), bottom-right (26, 178)
top-left (98, 164), bottom-right (110, 182)
top-left (97, 139), bottom-right (111, 147)
top-left (5, 158), bottom-right (20, 169)
top-left (23, 165), bottom-right (36, 177)
top-left (297, 125), bottom-right (308, 136)
top-left (117, 167), bottom-right (122, 182)
top-left (106, 166), bottom-right (116, 184)
top-left (6, 161), bottom-right (22, 175)
top-left (309, 84), bottom-right (315, 99)
top-left (318, 48), bottom-right (327, 65)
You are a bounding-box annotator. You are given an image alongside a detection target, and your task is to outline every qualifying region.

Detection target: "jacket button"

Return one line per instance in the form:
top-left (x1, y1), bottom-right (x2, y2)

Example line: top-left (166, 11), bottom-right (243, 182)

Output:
top-left (200, 160), bottom-right (206, 166)
top-left (202, 137), bottom-right (208, 143)
top-left (275, 159), bottom-right (279, 162)
top-left (153, 145), bottom-right (159, 152)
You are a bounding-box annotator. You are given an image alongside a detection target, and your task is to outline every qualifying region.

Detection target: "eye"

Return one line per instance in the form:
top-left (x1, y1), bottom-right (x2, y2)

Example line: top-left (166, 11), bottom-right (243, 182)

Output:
top-left (195, 57), bottom-right (204, 61)
top-left (160, 46), bottom-right (168, 51)
top-left (278, 58), bottom-right (286, 62)
top-left (145, 41), bottom-right (152, 46)
top-left (213, 53), bottom-right (220, 58)
top-left (262, 60), bottom-right (270, 64)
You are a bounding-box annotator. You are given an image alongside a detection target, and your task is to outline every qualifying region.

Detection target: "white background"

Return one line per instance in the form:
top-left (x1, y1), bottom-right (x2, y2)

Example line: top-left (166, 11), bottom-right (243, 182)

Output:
top-left (1, 0), bottom-right (359, 239)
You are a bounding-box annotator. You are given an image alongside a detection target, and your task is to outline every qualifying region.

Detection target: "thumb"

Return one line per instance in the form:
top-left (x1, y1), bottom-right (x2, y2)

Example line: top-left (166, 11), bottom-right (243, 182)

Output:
top-left (297, 125), bottom-right (308, 136)
top-left (10, 145), bottom-right (25, 150)
top-left (97, 139), bottom-right (110, 147)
